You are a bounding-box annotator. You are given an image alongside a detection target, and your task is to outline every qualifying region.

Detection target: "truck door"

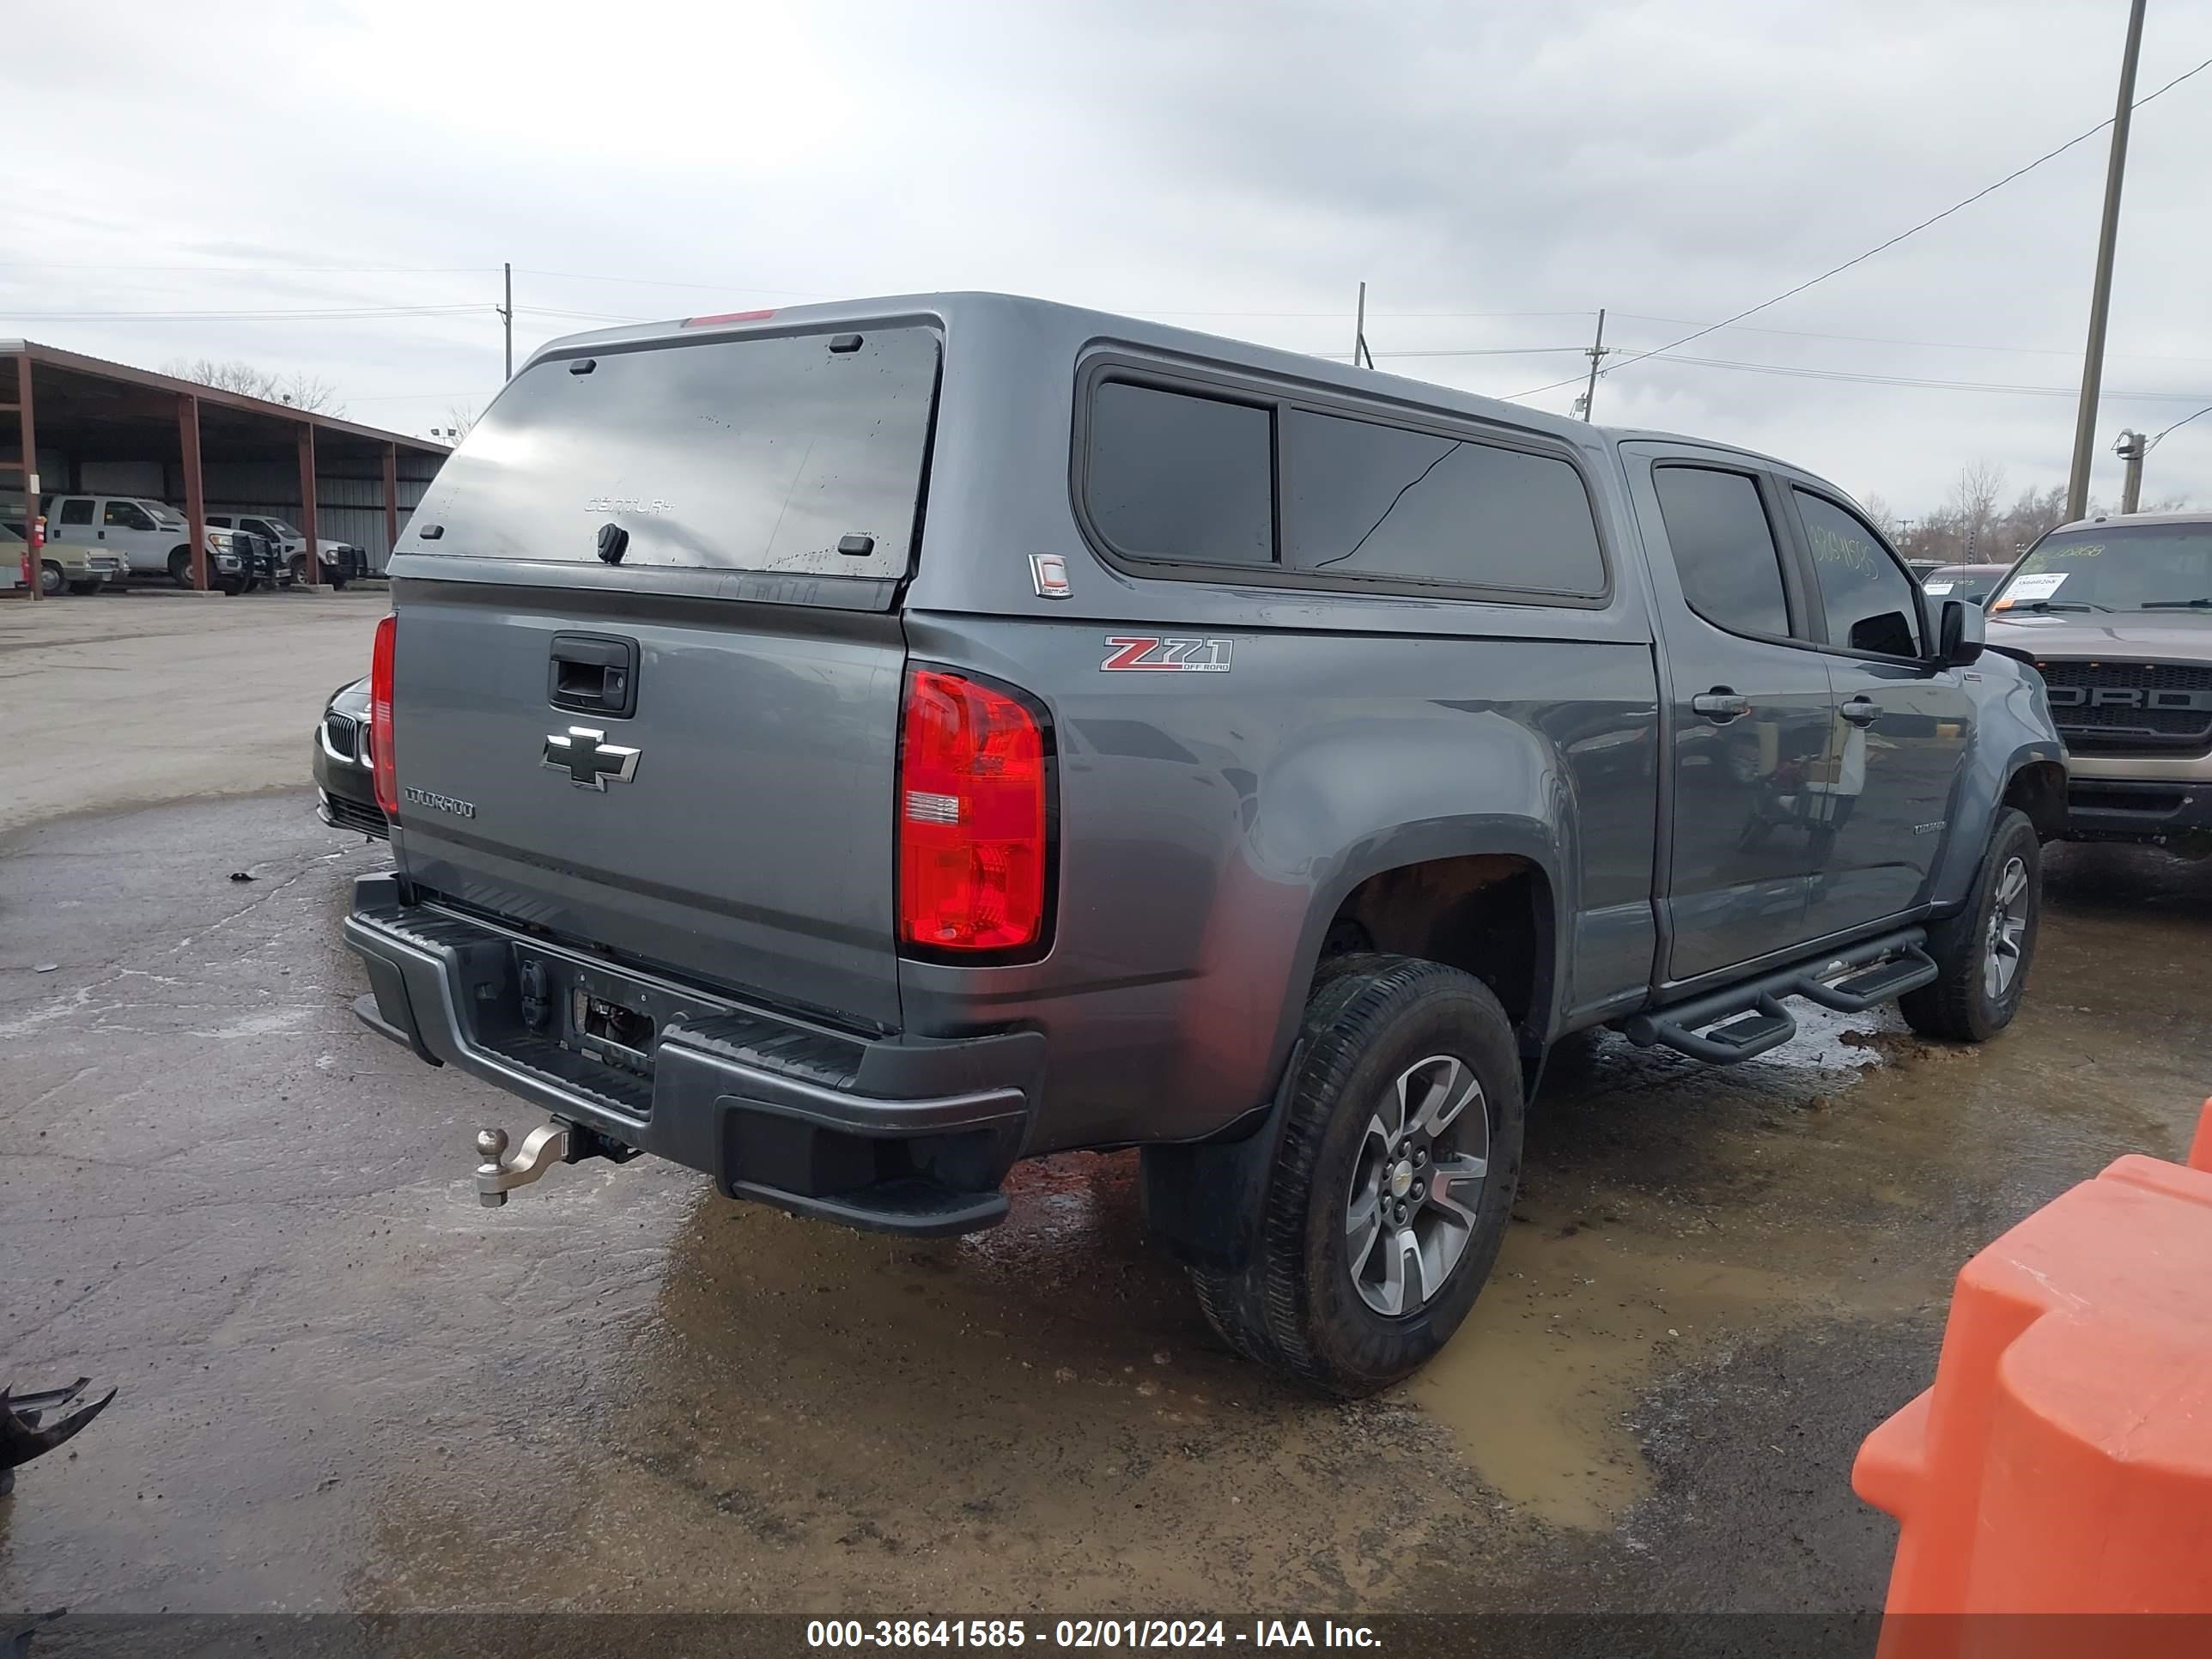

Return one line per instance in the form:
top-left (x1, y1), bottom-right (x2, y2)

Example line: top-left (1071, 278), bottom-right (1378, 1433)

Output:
top-left (101, 499), bottom-right (165, 572)
top-left (50, 498), bottom-right (95, 548)
top-left (1631, 454), bottom-right (1837, 984)
top-left (1782, 486), bottom-right (1972, 939)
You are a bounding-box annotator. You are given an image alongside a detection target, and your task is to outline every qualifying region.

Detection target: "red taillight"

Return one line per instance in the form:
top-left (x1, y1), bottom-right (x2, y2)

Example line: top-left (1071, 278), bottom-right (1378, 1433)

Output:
top-left (370, 613), bottom-right (398, 818)
top-left (896, 669), bottom-right (1050, 954)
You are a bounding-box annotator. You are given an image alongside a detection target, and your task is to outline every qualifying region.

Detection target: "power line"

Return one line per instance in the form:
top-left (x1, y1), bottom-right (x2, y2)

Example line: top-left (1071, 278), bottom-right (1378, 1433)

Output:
top-left (0, 262), bottom-right (496, 275)
top-left (1609, 312), bottom-right (2212, 364)
top-left (1633, 349), bottom-right (2212, 402)
top-left (0, 302), bottom-right (492, 321)
top-left (514, 305), bottom-right (655, 324)
top-left (2148, 404), bottom-right (2212, 447)
top-left (515, 268), bottom-right (830, 298)
top-left (1507, 52), bottom-right (2212, 402)
top-left (1140, 307), bottom-right (1595, 320)
top-left (1316, 344), bottom-right (1587, 361)
top-left (346, 389), bottom-right (482, 403)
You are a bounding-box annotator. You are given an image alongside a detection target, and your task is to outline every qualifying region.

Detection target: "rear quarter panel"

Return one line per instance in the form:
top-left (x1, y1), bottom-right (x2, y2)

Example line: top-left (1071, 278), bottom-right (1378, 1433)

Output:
top-left (900, 605), bottom-right (1660, 1154)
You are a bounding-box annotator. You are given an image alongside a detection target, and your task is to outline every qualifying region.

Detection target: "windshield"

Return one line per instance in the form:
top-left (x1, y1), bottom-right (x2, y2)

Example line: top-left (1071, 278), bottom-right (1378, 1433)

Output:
top-left (402, 325), bottom-right (939, 580)
top-left (1991, 523), bottom-right (2212, 612)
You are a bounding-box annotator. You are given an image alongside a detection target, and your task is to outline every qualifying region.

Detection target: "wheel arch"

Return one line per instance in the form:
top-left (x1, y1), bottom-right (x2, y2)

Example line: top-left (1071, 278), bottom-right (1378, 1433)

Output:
top-left (1268, 818), bottom-right (1568, 1098)
top-left (1929, 724), bottom-right (2067, 911)
top-left (2002, 757), bottom-right (2069, 842)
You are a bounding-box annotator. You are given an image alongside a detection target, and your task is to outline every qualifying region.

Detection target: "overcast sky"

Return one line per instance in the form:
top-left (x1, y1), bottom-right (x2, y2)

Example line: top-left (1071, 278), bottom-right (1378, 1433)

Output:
top-left (13, 0), bottom-right (2212, 514)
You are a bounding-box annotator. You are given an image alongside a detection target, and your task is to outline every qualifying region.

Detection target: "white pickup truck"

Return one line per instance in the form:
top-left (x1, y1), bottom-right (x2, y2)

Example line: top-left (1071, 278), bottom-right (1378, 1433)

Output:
top-left (43, 494), bottom-right (252, 594)
top-left (206, 512), bottom-right (358, 588)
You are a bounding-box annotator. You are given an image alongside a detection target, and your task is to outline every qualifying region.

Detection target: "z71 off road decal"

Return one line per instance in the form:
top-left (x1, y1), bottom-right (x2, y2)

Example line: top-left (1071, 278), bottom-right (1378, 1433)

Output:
top-left (1100, 635), bottom-right (1233, 673)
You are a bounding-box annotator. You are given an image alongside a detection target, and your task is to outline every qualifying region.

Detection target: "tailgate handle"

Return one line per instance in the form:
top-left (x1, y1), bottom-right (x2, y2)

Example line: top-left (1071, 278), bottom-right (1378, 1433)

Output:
top-left (548, 633), bottom-right (640, 718)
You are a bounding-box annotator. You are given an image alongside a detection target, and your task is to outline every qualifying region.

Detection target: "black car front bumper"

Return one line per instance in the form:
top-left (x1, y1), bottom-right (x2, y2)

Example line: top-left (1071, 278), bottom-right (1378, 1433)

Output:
top-left (343, 875), bottom-right (1040, 1236)
top-left (312, 713), bottom-right (388, 839)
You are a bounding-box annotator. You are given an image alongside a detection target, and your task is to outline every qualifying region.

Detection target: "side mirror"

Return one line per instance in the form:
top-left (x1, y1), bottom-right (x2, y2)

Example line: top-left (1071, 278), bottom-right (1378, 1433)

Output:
top-left (1938, 598), bottom-right (1984, 667)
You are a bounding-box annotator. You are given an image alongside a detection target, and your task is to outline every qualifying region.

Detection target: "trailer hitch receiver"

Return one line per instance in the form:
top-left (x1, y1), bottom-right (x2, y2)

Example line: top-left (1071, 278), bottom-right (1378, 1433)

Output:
top-left (475, 1122), bottom-right (571, 1207)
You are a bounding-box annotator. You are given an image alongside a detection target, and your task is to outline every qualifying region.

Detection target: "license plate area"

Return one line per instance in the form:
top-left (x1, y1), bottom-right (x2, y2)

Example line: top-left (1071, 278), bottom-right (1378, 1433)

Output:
top-left (483, 942), bottom-right (728, 1102)
top-left (574, 988), bottom-right (655, 1075)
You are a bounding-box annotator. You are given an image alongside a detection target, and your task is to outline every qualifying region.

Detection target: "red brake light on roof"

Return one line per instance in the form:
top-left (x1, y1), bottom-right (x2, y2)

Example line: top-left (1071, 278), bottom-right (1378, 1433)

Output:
top-left (681, 308), bottom-right (777, 328)
top-left (897, 669), bottom-right (1051, 954)
top-left (370, 613), bottom-right (398, 818)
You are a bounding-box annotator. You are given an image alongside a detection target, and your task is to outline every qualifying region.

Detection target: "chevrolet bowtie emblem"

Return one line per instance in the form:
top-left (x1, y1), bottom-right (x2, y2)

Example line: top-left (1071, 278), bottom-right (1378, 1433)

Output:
top-left (543, 726), bottom-right (641, 790)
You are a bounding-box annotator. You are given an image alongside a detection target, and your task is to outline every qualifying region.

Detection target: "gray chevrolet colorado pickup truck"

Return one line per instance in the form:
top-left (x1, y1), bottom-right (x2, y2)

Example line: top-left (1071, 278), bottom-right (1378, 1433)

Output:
top-left (344, 293), bottom-right (2064, 1393)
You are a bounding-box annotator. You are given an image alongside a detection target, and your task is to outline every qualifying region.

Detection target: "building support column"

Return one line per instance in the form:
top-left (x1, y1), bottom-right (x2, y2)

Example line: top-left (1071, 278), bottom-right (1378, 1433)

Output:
top-left (179, 393), bottom-right (208, 591)
top-left (382, 441), bottom-right (399, 568)
top-left (295, 422), bottom-right (319, 591)
top-left (19, 354), bottom-right (40, 600)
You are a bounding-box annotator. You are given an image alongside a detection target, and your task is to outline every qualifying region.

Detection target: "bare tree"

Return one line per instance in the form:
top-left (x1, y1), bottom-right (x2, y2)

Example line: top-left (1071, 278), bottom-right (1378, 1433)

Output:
top-left (437, 403), bottom-right (478, 445)
top-left (1992, 483), bottom-right (2070, 558)
top-left (161, 356), bottom-right (346, 416)
top-left (1948, 460), bottom-right (2008, 560)
top-left (1862, 492), bottom-right (1901, 539)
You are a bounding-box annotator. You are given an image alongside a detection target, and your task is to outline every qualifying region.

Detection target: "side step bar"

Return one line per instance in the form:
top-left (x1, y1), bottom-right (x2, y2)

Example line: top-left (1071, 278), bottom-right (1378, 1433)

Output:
top-left (1623, 930), bottom-right (1937, 1064)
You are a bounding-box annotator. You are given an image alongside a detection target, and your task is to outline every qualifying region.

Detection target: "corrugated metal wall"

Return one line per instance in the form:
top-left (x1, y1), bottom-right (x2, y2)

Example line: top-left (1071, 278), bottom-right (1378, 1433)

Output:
top-left (33, 450), bottom-right (442, 572)
top-left (186, 459), bottom-right (440, 570)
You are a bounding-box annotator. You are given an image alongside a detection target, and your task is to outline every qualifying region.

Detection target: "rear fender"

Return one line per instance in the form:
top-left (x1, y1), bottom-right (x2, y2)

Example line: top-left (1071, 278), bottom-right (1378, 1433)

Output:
top-left (1246, 717), bottom-right (1571, 1112)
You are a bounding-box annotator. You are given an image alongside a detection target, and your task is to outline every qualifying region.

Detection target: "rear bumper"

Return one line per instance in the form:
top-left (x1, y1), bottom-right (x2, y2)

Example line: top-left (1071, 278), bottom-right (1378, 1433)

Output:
top-left (2063, 777), bottom-right (2212, 845)
top-left (343, 874), bottom-right (1041, 1235)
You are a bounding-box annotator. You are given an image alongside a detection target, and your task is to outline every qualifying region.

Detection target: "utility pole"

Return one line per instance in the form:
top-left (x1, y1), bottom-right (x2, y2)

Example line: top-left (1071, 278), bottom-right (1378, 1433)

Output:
top-left (499, 262), bottom-right (514, 381)
top-left (1577, 308), bottom-right (1608, 421)
top-left (2115, 428), bottom-right (2147, 513)
top-left (1352, 282), bottom-right (1374, 370)
top-left (2065, 0), bottom-right (2147, 522)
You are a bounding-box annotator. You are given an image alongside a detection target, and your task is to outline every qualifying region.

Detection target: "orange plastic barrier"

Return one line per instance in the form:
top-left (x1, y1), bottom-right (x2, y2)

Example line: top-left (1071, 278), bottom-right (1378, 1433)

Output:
top-left (1854, 1097), bottom-right (2212, 1656)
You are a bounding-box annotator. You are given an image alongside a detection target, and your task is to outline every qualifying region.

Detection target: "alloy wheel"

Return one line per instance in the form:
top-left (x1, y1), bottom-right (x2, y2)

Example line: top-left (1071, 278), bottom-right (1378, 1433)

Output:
top-left (1344, 1054), bottom-right (1490, 1317)
top-left (1984, 855), bottom-right (2029, 1000)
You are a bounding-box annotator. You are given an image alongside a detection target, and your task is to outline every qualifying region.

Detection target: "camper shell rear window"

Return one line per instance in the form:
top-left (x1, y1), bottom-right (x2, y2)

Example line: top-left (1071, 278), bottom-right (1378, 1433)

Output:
top-left (403, 325), bottom-right (939, 580)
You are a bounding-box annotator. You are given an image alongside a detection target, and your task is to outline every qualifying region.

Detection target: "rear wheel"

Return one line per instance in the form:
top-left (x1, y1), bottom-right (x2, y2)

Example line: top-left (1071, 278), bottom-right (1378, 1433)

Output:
top-left (1900, 808), bottom-right (2040, 1042)
top-left (1189, 954), bottom-right (1524, 1395)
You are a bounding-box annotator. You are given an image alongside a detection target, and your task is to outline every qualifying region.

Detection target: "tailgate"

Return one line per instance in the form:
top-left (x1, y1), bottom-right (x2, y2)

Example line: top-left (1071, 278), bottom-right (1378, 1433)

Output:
top-left (384, 322), bottom-right (940, 1030)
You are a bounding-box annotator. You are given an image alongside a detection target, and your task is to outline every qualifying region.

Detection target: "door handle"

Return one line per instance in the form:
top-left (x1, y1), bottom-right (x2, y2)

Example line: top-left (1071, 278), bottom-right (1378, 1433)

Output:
top-left (1839, 697), bottom-right (1881, 726)
top-left (1692, 689), bottom-right (1750, 723)
top-left (548, 632), bottom-right (641, 718)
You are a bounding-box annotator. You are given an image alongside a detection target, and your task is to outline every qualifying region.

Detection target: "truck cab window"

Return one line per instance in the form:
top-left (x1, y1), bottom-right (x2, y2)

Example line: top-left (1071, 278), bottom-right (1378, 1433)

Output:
top-left (1653, 465), bottom-right (1790, 638)
top-left (1796, 490), bottom-right (1921, 659)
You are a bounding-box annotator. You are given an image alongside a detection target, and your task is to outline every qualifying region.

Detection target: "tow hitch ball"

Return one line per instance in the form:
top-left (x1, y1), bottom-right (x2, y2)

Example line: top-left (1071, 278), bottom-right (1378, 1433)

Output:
top-left (474, 1119), bottom-right (637, 1207)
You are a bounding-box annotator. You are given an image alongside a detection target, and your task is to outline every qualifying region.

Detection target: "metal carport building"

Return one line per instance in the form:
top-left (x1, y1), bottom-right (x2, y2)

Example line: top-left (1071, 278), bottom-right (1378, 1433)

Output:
top-left (3, 342), bottom-right (450, 599)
